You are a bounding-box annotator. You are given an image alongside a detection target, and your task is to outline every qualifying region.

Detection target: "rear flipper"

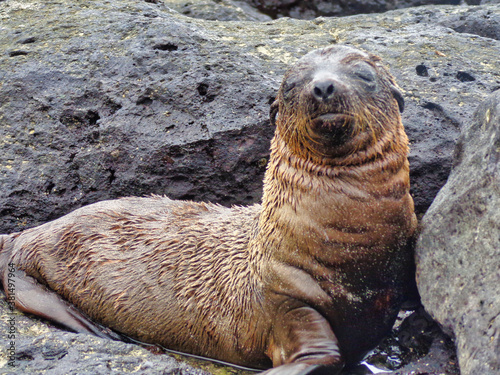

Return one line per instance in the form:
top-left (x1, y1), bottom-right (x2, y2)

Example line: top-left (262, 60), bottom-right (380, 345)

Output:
top-left (6, 269), bottom-right (121, 340)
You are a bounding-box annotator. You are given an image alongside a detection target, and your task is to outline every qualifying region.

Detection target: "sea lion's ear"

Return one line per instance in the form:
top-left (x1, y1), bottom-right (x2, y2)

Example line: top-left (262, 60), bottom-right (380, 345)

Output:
top-left (372, 57), bottom-right (405, 113)
top-left (270, 98), bottom-right (279, 127)
top-left (390, 84), bottom-right (405, 113)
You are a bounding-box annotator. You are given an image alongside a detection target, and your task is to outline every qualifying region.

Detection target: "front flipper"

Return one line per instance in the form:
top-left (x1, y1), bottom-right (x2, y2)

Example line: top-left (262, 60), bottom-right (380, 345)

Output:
top-left (6, 269), bottom-right (119, 340)
top-left (261, 363), bottom-right (339, 375)
top-left (263, 303), bottom-right (344, 375)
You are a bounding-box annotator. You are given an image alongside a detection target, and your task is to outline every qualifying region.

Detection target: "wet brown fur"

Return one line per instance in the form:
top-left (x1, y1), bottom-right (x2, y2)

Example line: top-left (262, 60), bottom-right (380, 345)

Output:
top-left (0, 45), bottom-right (417, 374)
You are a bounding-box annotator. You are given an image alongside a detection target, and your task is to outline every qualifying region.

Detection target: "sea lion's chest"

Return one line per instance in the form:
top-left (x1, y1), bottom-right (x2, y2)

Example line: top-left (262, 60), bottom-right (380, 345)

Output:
top-left (262, 177), bottom-right (415, 361)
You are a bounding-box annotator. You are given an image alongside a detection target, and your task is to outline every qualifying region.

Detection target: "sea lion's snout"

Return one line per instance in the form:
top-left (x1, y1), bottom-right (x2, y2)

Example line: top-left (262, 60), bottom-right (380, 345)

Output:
top-left (309, 71), bottom-right (354, 134)
top-left (311, 72), bottom-right (338, 102)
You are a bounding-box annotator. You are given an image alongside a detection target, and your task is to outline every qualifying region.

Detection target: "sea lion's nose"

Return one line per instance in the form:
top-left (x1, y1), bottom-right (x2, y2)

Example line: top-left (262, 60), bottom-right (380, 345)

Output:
top-left (312, 76), bottom-right (337, 102)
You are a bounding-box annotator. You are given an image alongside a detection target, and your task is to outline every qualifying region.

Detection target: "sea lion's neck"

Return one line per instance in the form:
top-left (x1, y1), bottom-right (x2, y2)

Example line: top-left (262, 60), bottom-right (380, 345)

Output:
top-left (256, 131), bottom-right (414, 264)
top-left (262, 127), bottom-right (411, 199)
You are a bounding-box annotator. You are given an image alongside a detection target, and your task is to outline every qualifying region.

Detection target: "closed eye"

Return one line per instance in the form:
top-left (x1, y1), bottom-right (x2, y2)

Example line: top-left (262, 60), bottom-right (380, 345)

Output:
top-left (283, 82), bottom-right (296, 94)
top-left (356, 71), bottom-right (375, 83)
top-left (356, 71), bottom-right (375, 82)
top-left (352, 64), bottom-right (376, 83)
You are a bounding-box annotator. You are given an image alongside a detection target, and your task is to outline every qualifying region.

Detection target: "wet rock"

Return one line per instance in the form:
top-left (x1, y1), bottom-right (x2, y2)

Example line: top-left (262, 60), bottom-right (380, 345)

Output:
top-left (162, 0), bottom-right (271, 21)
top-left (393, 4), bottom-right (500, 41)
top-left (416, 89), bottom-right (500, 374)
top-left (238, 0), bottom-right (463, 19)
top-left (0, 299), bottom-right (214, 374)
top-left (362, 308), bottom-right (459, 374)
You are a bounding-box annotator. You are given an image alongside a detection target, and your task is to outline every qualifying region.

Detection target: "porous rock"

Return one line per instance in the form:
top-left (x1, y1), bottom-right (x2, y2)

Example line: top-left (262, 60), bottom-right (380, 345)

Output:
top-left (239, 0), bottom-right (465, 19)
top-left (162, 0), bottom-right (272, 21)
top-left (416, 89), bottom-right (500, 374)
top-left (0, 300), bottom-right (215, 375)
top-left (395, 4), bottom-right (500, 41)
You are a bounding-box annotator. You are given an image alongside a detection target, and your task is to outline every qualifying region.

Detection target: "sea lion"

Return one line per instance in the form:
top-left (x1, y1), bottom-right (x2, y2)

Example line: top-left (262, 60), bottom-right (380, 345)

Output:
top-left (0, 45), bottom-right (417, 375)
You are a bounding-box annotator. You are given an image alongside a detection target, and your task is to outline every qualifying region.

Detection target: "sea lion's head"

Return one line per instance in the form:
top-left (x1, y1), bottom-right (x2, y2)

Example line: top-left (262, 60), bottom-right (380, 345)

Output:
top-left (271, 45), bottom-right (405, 162)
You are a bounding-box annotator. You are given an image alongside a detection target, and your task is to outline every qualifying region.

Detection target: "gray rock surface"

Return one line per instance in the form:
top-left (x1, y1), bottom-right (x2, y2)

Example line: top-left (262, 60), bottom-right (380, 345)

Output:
top-left (402, 3), bottom-right (500, 40)
top-left (416, 89), bottom-right (500, 374)
top-left (163, 0), bottom-right (272, 21)
top-left (0, 0), bottom-right (499, 374)
top-left (239, 0), bottom-right (465, 19)
top-left (0, 300), bottom-right (218, 375)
